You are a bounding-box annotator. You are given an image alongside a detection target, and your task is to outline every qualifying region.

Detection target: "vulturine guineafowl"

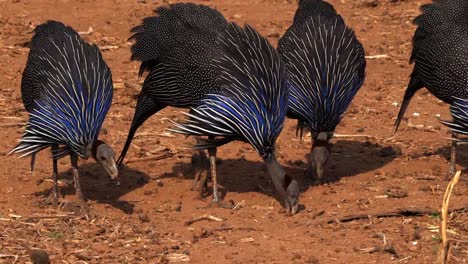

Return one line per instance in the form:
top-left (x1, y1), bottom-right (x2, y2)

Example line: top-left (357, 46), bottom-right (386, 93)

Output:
top-left (170, 23), bottom-right (299, 214)
top-left (9, 21), bottom-right (118, 217)
top-left (278, 0), bottom-right (366, 182)
top-left (118, 3), bottom-right (228, 197)
top-left (393, 0), bottom-right (468, 177)
top-left (118, 3), bottom-right (227, 162)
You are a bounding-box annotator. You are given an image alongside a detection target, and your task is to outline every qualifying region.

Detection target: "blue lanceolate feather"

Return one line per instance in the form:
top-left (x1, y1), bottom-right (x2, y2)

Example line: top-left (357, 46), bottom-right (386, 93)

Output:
top-left (278, 13), bottom-right (365, 134)
top-left (10, 21), bottom-right (113, 159)
top-left (441, 97), bottom-right (468, 137)
top-left (170, 23), bottom-right (288, 158)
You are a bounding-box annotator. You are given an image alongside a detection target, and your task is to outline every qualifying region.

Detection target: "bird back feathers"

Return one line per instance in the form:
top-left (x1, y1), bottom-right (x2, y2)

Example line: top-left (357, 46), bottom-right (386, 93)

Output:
top-left (11, 21), bottom-right (113, 159)
top-left (412, 0), bottom-right (468, 63)
top-left (278, 2), bottom-right (365, 133)
top-left (294, 0), bottom-right (341, 25)
top-left (170, 23), bottom-right (288, 158)
top-left (130, 3), bottom-right (228, 76)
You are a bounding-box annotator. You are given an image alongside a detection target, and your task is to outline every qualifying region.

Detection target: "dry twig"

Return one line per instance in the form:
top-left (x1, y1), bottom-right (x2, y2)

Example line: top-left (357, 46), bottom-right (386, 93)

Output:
top-left (185, 214), bottom-right (225, 226)
top-left (78, 26), bottom-right (94, 35)
top-left (322, 206), bottom-right (467, 224)
top-left (0, 122), bottom-right (27, 128)
top-left (438, 171), bottom-right (461, 264)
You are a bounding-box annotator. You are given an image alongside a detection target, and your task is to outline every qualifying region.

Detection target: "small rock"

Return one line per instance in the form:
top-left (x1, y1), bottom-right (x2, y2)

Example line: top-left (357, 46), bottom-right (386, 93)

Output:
top-left (385, 188), bottom-right (408, 198)
top-left (95, 227), bottom-right (106, 236)
top-left (30, 249), bottom-right (50, 264)
top-left (156, 180), bottom-right (164, 187)
top-left (144, 190), bottom-right (154, 196)
top-left (138, 213), bottom-right (150, 223)
top-left (356, 127), bottom-right (365, 133)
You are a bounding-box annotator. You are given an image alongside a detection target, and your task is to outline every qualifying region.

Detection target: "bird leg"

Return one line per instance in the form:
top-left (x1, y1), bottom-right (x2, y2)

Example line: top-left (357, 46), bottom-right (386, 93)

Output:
top-left (190, 136), bottom-right (209, 198)
top-left (209, 147), bottom-right (220, 202)
top-left (191, 150), bottom-right (209, 198)
top-left (44, 145), bottom-right (64, 206)
top-left (30, 152), bottom-right (36, 177)
top-left (447, 131), bottom-right (458, 180)
top-left (206, 147), bottom-right (232, 209)
top-left (70, 153), bottom-right (92, 219)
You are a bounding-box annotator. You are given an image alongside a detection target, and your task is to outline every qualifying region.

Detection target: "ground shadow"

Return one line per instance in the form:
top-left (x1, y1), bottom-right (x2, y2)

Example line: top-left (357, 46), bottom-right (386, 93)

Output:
top-left (311, 139), bottom-right (398, 182)
top-left (434, 144), bottom-right (468, 168)
top-left (164, 139), bottom-right (396, 208)
top-left (33, 163), bottom-right (150, 214)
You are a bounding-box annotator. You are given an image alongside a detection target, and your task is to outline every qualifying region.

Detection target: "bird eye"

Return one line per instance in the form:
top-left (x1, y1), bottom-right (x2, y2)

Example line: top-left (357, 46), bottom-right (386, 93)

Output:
top-left (101, 157), bottom-right (107, 161)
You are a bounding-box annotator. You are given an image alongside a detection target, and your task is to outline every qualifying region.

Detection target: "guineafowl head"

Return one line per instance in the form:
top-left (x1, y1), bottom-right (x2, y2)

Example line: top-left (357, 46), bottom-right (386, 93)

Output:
top-left (91, 141), bottom-right (118, 179)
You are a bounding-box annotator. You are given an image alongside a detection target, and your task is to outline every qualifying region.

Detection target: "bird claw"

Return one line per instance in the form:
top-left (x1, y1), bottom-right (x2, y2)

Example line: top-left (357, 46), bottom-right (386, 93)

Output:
top-left (445, 170), bottom-right (456, 181)
top-left (284, 202), bottom-right (299, 216)
top-left (191, 170), bottom-right (209, 199)
top-left (205, 199), bottom-right (234, 209)
top-left (77, 201), bottom-right (95, 220)
top-left (190, 153), bottom-right (210, 199)
top-left (43, 188), bottom-right (64, 207)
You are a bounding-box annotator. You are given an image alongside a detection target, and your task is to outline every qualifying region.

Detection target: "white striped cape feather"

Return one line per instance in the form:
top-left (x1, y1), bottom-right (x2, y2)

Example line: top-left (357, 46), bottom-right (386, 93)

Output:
top-left (441, 97), bottom-right (468, 138)
top-left (170, 23), bottom-right (289, 158)
top-left (278, 15), bottom-right (366, 134)
top-left (10, 22), bottom-right (113, 159)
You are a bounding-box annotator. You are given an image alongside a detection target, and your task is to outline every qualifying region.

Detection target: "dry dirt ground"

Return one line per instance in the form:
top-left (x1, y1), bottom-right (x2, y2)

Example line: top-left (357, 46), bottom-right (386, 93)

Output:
top-left (0, 0), bottom-right (467, 263)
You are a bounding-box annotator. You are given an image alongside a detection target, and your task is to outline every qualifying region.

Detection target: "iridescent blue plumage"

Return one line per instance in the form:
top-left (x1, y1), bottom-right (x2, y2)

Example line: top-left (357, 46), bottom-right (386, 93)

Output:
top-left (9, 21), bottom-right (117, 216)
top-left (170, 23), bottom-right (299, 213)
top-left (10, 21), bottom-right (113, 159)
top-left (171, 23), bottom-right (288, 158)
top-left (278, 0), bottom-right (366, 182)
top-left (278, 1), bottom-right (365, 135)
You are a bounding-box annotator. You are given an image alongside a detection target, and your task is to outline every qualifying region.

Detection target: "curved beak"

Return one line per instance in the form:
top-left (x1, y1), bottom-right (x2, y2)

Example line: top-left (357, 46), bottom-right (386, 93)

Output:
top-left (105, 158), bottom-right (119, 180)
top-left (264, 155), bottom-right (300, 215)
top-left (315, 165), bottom-right (324, 180)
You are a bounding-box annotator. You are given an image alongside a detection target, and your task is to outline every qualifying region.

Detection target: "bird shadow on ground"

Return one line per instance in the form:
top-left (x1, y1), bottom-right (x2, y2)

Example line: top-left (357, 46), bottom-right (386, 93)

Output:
top-left (32, 163), bottom-right (150, 214)
top-left (292, 139), bottom-right (398, 189)
top-left (435, 144), bottom-right (468, 168)
top-left (163, 139), bottom-right (396, 209)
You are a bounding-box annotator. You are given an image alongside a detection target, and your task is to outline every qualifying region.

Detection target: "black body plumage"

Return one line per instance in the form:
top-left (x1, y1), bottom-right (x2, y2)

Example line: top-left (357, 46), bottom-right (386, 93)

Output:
top-left (170, 23), bottom-right (298, 213)
top-left (278, 0), bottom-right (365, 136)
top-left (10, 21), bottom-right (113, 159)
top-left (170, 23), bottom-right (289, 159)
top-left (394, 0), bottom-right (468, 132)
top-left (118, 3), bottom-right (228, 165)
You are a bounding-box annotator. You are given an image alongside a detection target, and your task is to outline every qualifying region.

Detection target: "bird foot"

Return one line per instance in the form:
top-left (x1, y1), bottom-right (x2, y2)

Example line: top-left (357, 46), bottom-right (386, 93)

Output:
top-left (60, 200), bottom-right (95, 220)
top-left (205, 199), bottom-right (234, 209)
top-left (78, 200), bottom-right (95, 220)
top-left (43, 188), bottom-right (64, 207)
top-left (191, 172), bottom-right (209, 199)
top-left (305, 167), bottom-right (337, 185)
top-left (445, 170), bottom-right (456, 181)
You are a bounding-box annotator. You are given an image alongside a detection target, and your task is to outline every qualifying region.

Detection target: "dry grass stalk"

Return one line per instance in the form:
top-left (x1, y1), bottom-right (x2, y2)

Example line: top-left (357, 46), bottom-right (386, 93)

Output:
top-left (438, 170), bottom-right (461, 264)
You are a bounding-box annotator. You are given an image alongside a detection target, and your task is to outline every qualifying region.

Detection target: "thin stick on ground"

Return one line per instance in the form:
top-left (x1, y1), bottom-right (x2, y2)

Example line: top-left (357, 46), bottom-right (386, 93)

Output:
top-left (321, 206), bottom-right (467, 224)
top-left (332, 134), bottom-right (375, 139)
top-left (438, 170), bottom-right (461, 264)
top-left (185, 214), bottom-right (225, 226)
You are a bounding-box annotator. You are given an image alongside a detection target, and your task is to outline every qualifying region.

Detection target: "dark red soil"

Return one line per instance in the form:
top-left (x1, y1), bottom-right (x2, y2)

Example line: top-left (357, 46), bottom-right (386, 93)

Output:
top-left (0, 0), bottom-right (466, 263)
